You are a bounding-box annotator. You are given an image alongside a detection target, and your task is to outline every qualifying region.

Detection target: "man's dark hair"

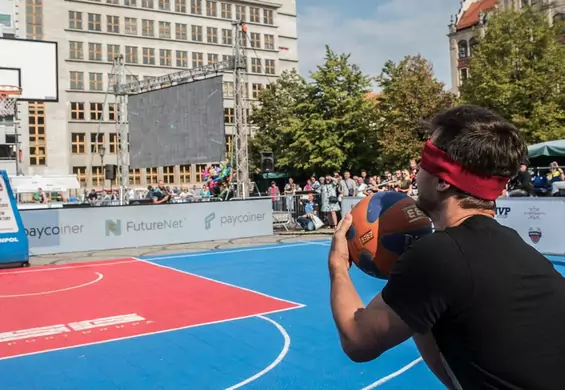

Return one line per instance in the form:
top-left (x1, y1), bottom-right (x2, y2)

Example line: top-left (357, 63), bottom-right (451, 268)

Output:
top-left (431, 105), bottom-right (527, 210)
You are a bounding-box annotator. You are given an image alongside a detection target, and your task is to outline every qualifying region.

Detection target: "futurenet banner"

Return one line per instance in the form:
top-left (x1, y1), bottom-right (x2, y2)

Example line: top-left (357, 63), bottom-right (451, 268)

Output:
top-left (20, 200), bottom-right (273, 255)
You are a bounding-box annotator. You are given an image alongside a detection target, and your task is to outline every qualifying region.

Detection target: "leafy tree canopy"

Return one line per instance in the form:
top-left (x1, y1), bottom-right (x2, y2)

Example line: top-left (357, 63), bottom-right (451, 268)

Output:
top-left (460, 5), bottom-right (565, 144)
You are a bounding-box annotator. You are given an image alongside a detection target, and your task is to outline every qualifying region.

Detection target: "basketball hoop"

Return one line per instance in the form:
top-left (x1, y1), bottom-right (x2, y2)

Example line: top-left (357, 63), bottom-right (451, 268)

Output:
top-left (0, 85), bottom-right (22, 117)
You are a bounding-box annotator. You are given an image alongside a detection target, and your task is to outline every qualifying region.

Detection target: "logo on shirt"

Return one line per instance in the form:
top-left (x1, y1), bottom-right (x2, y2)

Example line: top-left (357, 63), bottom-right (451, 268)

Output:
top-left (402, 204), bottom-right (428, 223)
top-left (359, 230), bottom-right (375, 246)
top-left (528, 227), bottom-right (542, 244)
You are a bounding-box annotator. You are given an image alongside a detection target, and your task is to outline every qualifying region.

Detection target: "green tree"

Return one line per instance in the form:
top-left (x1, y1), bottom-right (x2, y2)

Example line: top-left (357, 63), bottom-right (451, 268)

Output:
top-left (250, 46), bottom-right (378, 175)
top-left (460, 5), bottom-right (565, 143)
top-left (375, 55), bottom-right (456, 169)
top-left (249, 69), bottom-right (307, 171)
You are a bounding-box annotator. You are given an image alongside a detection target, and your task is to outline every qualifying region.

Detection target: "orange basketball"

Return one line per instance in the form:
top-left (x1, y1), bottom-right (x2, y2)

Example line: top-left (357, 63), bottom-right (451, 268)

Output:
top-left (346, 192), bottom-right (433, 279)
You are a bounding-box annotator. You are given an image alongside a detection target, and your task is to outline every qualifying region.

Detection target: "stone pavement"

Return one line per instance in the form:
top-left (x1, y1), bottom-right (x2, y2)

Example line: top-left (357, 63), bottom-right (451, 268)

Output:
top-left (29, 230), bottom-right (333, 267)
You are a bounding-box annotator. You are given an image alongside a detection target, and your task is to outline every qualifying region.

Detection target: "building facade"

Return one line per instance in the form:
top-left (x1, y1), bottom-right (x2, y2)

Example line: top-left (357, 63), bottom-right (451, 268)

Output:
top-left (3, 0), bottom-right (298, 188)
top-left (448, 0), bottom-right (565, 94)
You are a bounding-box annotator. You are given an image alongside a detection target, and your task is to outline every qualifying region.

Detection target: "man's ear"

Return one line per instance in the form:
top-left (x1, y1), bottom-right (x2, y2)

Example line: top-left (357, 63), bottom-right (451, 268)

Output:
top-left (436, 179), bottom-right (451, 193)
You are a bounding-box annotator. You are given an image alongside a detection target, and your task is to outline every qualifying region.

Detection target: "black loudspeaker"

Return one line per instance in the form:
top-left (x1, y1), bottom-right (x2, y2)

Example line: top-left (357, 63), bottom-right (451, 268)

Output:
top-left (260, 151), bottom-right (274, 172)
top-left (105, 164), bottom-right (117, 181)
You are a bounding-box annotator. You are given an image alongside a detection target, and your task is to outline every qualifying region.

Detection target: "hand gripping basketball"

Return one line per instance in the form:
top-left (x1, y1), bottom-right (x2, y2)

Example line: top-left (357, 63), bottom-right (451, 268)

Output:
top-left (328, 213), bottom-right (354, 273)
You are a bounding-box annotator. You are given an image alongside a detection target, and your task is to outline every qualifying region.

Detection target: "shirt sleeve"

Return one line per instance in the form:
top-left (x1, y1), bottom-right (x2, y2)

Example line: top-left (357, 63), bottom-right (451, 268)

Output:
top-left (381, 232), bottom-right (471, 334)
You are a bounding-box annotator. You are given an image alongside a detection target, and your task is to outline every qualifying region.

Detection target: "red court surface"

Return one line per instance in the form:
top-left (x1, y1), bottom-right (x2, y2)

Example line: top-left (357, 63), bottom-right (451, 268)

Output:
top-left (0, 258), bottom-right (302, 360)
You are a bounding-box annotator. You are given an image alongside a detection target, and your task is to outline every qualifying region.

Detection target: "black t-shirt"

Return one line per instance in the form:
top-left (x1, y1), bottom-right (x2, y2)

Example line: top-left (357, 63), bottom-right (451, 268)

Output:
top-left (382, 215), bottom-right (565, 390)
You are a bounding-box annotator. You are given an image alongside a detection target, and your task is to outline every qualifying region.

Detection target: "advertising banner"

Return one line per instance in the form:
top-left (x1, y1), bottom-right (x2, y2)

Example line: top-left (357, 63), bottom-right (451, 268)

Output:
top-left (494, 198), bottom-right (565, 255)
top-left (21, 199), bottom-right (273, 255)
top-left (0, 170), bottom-right (29, 265)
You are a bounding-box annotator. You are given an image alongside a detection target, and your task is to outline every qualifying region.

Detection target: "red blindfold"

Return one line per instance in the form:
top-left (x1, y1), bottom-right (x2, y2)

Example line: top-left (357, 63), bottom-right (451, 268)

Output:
top-left (420, 140), bottom-right (508, 201)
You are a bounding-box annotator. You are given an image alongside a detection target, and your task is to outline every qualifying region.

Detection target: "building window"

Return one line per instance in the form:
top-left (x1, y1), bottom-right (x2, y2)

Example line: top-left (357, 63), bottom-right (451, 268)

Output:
top-left (160, 49), bottom-right (172, 66)
top-left (142, 0), bottom-right (154, 8)
top-left (70, 102), bottom-right (85, 120)
top-left (125, 46), bottom-right (138, 63)
top-left (469, 38), bottom-right (478, 56)
top-left (224, 107), bottom-right (234, 124)
top-left (90, 103), bottom-right (103, 120)
top-left (89, 72), bottom-right (103, 91)
top-left (458, 40), bottom-right (468, 59)
top-left (109, 133), bottom-right (118, 153)
top-left (90, 133), bottom-right (105, 153)
top-left (125, 17), bottom-right (137, 35)
top-left (73, 166), bottom-right (87, 185)
top-left (28, 102), bottom-right (46, 166)
top-left (88, 42), bottom-right (102, 61)
top-left (143, 48), bottom-right (155, 65)
top-left (70, 71), bottom-right (84, 90)
top-left (249, 7), bottom-right (260, 23)
top-left (163, 166), bottom-right (175, 183)
top-left (191, 0), bottom-right (201, 14)
top-left (69, 11), bottom-right (82, 29)
top-left (71, 133), bottom-right (86, 154)
top-left (206, 0), bottom-right (217, 17)
top-left (129, 168), bottom-right (142, 185)
top-left (146, 167), bottom-right (158, 184)
top-left (107, 15), bottom-right (119, 33)
top-left (175, 0), bottom-right (186, 13)
top-left (108, 103), bottom-right (116, 121)
top-left (207, 27), bottom-right (218, 43)
top-left (265, 59), bottom-right (275, 75)
top-left (124, 0), bottom-right (136, 6)
top-left (175, 23), bottom-right (187, 40)
top-left (107, 44), bottom-right (119, 62)
top-left (176, 50), bottom-right (188, 67)
top-left (251, 58), bottom-right (261, 73)
top-left (142, 19), bottom-right (154, 37)
top-left (192, 25), bottom-right (202, 41)
top-left (26, 0), bottom-right (43, 38)
top-left (250, 32), bottom-right (260, 48)
top-left (225, 134), bottom-right (233, 159)
top-left (159, 0), bottom-right (170, 10)
top-left (195, 164), bottom-right (207, 182)
top-left (88, 13), bottom-right (101, 31)
top-left (70, 41), bottom-right (83, 60)
top-left (192, 52), bottom-right (203, 67)
top-left (159, 21), bottom-right (171, 39)
top-left (251, 83), bottom-right (262, 99)
top-left (222, 29), bottom-right (232, 45)
top-left (179, 165), bottom-right (191, 183)
top-left (221, 3), bottom-right (231, 19)
top-left (91, 166), bottom-right (104, 187)
top-left (223, 81), bottom-right (233, 97)
top-left (264, 34), bottom-right (274, 50)
top-left (264, 9), bottom-right (273, 25)
top-left (459, 68), bottom-right (469, 85)
top-left (207, 53), bottom-right (218, 65)
top-left (235, 5), bottom-right (245, 21)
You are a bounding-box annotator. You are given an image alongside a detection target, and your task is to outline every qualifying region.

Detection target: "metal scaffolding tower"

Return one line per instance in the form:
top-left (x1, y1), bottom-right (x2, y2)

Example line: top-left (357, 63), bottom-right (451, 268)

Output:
top-left (111, 21), bottom-right (250, 199)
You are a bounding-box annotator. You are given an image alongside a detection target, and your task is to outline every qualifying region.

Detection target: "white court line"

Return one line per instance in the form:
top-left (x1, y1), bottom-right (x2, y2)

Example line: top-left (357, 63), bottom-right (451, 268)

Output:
top-left (145, 241), bottom-right (323, 261)
top-left (0, 260), bottom-right (138, 275)
top-left (225, 315), bottom-right (290, 390)
top-left (0, 272), bottom-right (103, 298)
top-left (134, 257), bottom-right (306, 308)
top-left (361, 357), bottom-right (423, 389)
top-left (0, 304), bottom-right (303, 362)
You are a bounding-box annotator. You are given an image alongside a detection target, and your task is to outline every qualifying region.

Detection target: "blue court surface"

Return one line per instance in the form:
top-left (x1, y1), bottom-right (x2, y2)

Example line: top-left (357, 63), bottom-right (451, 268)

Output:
top-left (1, 240), bottom-right (564, 390)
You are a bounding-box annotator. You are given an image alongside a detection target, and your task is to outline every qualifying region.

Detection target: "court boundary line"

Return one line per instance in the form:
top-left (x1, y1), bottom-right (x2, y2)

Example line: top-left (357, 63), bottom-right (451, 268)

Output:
top-left (134, 257), bottom-right (306, 308)
top-left (225, 315), bottom-right (290, 390)
top-left (360, 357), bottom-right (423, 389)
top-left (0, 272), bottom-right (103, 298)
top-left (0, 260), bottom-right (138, 275)
top-left (0, 304), bottom-right (303, 362)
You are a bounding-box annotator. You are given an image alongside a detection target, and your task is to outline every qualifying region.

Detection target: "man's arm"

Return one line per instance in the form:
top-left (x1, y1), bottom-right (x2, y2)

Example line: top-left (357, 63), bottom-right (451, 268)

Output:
top-left (330, 265), bottom-right (412, 362)
top-left (413, 332), bottom-right (456, 389)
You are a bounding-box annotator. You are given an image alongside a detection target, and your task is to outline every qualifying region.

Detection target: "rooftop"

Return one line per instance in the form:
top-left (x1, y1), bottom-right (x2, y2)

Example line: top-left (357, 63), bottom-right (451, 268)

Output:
top-left (456, 0), bottom-right (498, 30)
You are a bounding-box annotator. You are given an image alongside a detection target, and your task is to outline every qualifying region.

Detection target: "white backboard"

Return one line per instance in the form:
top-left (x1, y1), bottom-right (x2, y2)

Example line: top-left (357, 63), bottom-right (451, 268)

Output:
top-left (0, 37), bottom-right (58, 102)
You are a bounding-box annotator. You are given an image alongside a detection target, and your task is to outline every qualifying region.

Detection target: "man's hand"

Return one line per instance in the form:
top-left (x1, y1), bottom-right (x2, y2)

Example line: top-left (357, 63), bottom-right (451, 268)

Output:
top-left (328, 212), bottom-right (353, 274)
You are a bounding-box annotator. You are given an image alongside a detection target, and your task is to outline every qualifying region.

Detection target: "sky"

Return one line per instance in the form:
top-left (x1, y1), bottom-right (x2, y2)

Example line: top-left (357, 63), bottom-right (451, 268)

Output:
top-left (296, 0), bottom-right (458, 90)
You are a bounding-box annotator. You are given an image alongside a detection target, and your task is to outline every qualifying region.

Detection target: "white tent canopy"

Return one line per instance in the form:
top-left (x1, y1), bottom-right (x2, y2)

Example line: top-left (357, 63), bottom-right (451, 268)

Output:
top-left (9, 175), bottom-right (80, 193)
